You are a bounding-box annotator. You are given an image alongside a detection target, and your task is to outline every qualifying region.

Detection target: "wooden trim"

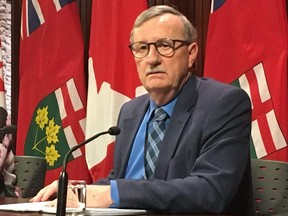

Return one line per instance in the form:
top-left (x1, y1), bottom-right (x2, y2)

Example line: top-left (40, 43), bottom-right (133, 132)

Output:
top-left (77, 0), bottom-right (92, 86)
top-left (11, 0), bottom-right (21, 126)
top-left (10, 0), bottom-right (21, 153)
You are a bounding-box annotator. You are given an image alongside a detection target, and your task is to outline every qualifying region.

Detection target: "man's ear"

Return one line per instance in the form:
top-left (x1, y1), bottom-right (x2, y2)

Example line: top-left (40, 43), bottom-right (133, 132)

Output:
top-left (188, 43), bottom-right (198, 68)
top-left (188, 43), bottom-right (198, 55)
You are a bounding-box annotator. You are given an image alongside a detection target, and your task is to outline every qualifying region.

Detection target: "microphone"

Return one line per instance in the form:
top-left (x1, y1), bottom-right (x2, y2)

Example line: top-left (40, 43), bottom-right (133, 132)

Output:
top-left (0, 125), bottom-right (17, 135)
top-left (56, 126), bottom-right (121, 216)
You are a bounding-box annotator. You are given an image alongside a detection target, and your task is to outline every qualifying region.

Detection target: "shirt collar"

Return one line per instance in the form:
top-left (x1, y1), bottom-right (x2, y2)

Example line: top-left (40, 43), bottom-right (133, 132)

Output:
top-left (147, 96), bottom-right (178, 120)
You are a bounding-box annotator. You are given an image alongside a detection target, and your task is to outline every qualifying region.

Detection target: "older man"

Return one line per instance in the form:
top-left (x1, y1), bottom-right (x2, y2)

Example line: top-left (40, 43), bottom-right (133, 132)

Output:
top-left (32, 5), bottom-right (255, 215)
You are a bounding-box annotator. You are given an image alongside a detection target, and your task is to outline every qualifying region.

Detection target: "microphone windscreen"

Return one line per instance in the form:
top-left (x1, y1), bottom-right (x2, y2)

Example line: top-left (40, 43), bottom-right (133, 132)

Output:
top-left (108, 126), bottom-right (121, 135)
top-left (2, 125), bottom-right (17, 134)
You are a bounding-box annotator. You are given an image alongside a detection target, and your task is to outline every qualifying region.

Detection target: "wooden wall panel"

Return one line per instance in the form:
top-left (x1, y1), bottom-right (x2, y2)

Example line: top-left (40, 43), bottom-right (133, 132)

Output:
top-left (11, 0), bottom-right (21, 126)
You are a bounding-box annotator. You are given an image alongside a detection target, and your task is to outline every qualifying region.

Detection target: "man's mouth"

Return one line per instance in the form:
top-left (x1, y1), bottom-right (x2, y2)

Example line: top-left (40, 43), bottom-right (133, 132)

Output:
top-left (146, 70), bottom-right (165, 75)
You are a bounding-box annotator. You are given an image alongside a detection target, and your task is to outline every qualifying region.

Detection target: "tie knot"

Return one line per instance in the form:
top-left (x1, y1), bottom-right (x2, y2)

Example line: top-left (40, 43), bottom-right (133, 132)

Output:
top-left (153, 107), bottom-right (168, 121)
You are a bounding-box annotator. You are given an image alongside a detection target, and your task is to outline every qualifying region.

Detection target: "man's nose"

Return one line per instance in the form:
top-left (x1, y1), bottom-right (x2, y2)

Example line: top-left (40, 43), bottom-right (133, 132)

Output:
top-left (146, 45), bottom-right (160, 63)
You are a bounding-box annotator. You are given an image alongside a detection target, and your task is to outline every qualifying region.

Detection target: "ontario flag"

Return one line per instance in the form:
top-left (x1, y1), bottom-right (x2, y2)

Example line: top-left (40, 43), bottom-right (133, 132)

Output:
top-left (0, 39), bottom-right (5, 109)
top-left (204, 0), bottom-right (288, 161)
top-left (17, 0), bottom-right (92, 185)
top-left (85, 0), bottom-right (147, 181)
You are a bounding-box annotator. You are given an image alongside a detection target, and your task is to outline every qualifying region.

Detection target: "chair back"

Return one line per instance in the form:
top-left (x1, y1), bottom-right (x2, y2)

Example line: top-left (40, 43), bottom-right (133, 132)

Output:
top-left (251, 159), bottom-right (288, 215)
top-left (14, 155), bottom-right (47, 198)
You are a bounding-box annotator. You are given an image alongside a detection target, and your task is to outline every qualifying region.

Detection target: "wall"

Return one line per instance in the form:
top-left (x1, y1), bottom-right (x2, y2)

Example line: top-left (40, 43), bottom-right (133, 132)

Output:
top-left (0, 0), bottom-right (11, 114)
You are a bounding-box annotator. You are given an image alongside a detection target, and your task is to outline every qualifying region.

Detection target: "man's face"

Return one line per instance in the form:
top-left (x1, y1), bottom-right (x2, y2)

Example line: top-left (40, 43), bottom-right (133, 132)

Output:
top-left (132, 13), bottom-right (198, 101)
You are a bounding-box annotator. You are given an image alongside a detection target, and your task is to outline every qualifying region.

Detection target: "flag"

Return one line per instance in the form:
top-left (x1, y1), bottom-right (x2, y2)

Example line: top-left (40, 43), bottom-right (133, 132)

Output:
top-left (204, 0), bottom-right (288, 161)
top-left (0, 38), bottom-right (5, 109)
top-left (17, 0), bottom-right (92, 185)
top-left (86, 0), bottom-right (147, 181)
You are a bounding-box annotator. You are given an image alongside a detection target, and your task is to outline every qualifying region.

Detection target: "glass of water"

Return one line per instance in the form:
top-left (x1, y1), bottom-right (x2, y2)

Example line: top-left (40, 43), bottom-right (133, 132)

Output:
top-left (66, 180), bottom-right (86, 213)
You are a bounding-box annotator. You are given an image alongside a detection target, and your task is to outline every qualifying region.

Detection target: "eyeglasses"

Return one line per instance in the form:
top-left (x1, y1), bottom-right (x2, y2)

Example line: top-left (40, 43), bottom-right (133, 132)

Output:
top-left (128, 38), bottom-right (191, 59)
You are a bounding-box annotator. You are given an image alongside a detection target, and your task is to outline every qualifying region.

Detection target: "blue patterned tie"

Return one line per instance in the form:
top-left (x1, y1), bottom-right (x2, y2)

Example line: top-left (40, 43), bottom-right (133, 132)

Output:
top-left (145, 107), bottom-right (169, 178)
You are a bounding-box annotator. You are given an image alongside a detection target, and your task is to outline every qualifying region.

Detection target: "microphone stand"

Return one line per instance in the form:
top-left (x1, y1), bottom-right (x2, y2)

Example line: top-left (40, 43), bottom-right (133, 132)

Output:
top-left (56, 127), bottom-right (120, 216)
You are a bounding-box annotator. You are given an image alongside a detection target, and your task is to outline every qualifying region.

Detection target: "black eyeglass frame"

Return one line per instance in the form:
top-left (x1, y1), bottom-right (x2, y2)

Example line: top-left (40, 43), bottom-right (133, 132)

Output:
top-left (128, 38), bottom-right (192, 59)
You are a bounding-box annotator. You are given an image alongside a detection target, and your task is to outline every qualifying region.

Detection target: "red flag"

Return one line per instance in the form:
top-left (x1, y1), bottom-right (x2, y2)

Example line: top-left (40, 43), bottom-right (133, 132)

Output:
top-left (204, 0), bottom-right (288, 161)
top-left (0, 38), bottom-right (5, 109)
top-left (85, 0), bottom-right (147, 181)
top-left (17, 0), bottom-right (92, 185)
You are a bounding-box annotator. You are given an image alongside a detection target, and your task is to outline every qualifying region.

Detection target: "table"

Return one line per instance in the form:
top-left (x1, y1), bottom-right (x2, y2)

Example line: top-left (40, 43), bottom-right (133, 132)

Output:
top-left (0, 197), bottom-right (234, 216)
top-left (0, 197), bottom-right (40, 215)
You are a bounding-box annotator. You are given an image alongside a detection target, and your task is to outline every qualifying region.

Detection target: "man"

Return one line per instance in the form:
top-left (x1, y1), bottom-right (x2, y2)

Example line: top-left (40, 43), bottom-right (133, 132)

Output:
top-left (31, 5), bottom-right (255, 215)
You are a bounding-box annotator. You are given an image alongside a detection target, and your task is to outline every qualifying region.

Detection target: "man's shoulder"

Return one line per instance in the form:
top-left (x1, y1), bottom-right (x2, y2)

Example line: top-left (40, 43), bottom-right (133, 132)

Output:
top-left (197, 76), bottom-right (248, 96)
top-left (121, 93), bottom-right (149, 110)
top-left (198, 76), bottom-right (238, 89)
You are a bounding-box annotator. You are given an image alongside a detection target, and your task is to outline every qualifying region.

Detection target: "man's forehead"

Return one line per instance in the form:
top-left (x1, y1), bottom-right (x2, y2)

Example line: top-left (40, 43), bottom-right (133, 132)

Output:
top-left (141, 13), bottom-right (182, 26)
top-left (133, 15), bottom-right (184, 41)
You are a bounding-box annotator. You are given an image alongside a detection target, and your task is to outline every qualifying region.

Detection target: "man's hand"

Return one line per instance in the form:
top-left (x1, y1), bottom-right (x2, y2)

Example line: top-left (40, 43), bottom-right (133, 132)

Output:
top-left (30, 181), bottom-right (113, 208)
top-left (86, 185), bottom-right (113, 208)
top-left (30, 180), bottom-right (58, 202)
top-left (45, 187), bottom-right (80, 208)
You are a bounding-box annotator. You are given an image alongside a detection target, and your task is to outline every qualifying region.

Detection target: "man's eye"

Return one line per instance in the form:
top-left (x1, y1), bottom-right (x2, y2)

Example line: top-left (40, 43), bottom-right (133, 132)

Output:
top-left (139, 45), bottom-right (148, 50)
top-left (133, 44), bottom-right (148, 52)
top-left (157, 43), bottom-right (172, 49)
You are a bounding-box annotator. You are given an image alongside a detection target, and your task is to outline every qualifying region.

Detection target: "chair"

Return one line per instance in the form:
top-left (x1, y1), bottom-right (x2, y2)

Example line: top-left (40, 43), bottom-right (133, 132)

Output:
top-left (14, 155), bottom-right (47, 198)
top-left (251, 159), bottom-right (288, 216)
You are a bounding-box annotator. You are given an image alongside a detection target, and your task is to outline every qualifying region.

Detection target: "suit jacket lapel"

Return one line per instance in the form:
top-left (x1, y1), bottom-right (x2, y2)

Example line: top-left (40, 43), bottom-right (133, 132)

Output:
top-left (154, 75), bottom-right (199, 179)
top-left (118, 95), bottom-right (150, 178)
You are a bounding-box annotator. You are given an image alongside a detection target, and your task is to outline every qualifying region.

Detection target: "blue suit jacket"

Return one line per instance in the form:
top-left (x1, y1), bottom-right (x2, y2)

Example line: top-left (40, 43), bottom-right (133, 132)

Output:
top-left (101, 75), bottom-right (255, 215)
